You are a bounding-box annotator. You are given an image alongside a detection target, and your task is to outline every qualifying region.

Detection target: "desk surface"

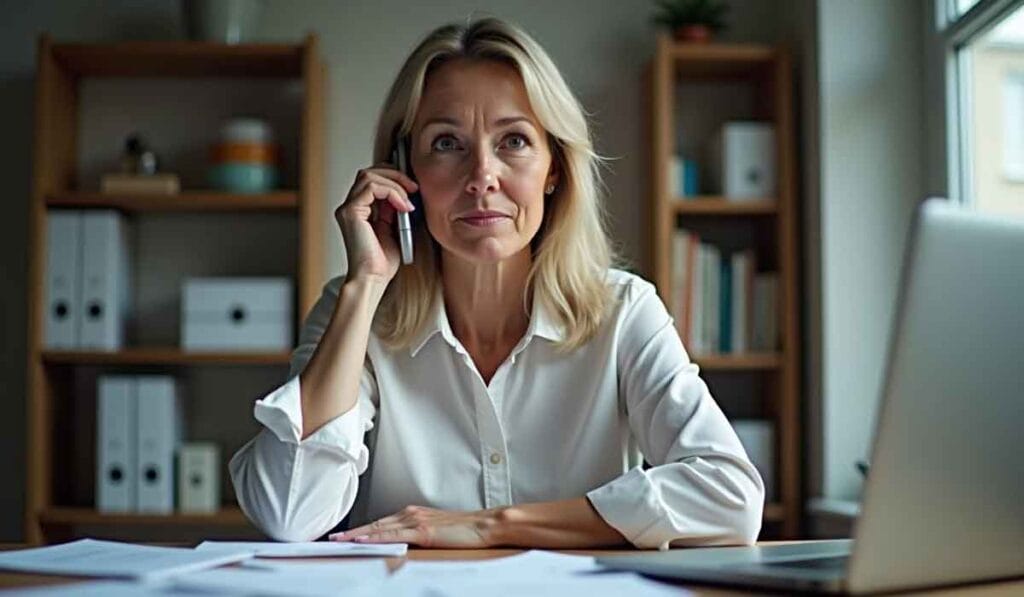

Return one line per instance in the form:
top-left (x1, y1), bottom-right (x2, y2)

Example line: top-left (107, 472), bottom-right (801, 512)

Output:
top-left (0, 546), bottom-right (1021, 595)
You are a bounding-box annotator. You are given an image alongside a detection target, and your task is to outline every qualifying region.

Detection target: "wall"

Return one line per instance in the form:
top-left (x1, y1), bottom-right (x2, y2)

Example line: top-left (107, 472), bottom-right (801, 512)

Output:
top-left (813, 0), bottom-right (926, 502)
top-left (0, 0), bottom-right (790, 541)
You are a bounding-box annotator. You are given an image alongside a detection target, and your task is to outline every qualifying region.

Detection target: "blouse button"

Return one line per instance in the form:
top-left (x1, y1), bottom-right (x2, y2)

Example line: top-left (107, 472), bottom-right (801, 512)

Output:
top-left (489, 453), bottom-right (503, 465)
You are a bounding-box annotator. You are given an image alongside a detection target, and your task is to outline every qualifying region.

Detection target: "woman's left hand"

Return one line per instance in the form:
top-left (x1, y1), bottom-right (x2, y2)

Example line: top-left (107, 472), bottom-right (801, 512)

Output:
top-left (328, 505), bottom-right (503, 548)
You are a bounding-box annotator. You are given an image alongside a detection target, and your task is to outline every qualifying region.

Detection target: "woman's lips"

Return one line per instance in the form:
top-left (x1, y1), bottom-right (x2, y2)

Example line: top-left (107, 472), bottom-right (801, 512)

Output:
top-left (458, 215), bottom-right (509, 227)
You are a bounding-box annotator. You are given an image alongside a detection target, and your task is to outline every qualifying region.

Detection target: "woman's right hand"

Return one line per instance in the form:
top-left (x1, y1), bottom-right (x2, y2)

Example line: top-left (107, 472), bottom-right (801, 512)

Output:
top-left (335, 164), bottom-right (418, 284)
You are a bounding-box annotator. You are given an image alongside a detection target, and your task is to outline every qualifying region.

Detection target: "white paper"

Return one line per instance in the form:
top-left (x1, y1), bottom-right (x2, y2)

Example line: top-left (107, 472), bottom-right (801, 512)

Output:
top-left (391, 549), bottom-right (601, 582)
top-left (414, 573), bottom-right (688, 597)
top-left (11, 580), bottom-right (201, 596)
top-left (196, 540), bottom-right (408, 558)
top-left (0, 538), bottom-right (253, 581)
top-left (171, 560), bottom-right (388, 597)
top-left (384, 551), bottom-right (685, 597)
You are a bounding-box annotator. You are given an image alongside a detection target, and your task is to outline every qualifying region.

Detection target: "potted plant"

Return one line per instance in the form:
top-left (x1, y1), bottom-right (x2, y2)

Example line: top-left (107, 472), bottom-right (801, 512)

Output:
top-left (651, 0), bottom-right (730, 43)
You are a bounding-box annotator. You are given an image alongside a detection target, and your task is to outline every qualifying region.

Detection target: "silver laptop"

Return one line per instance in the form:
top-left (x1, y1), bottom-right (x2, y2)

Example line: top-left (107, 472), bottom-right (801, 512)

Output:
top-left (597, 198), bottom-right (1024, 594)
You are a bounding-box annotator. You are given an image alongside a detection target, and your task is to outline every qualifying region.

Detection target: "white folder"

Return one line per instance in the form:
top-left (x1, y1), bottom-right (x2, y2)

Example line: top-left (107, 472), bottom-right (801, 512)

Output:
top-left (96, 376), bottom-right (137, 512)
top-left (136, 376), bottom-right (183, 513)
top-left (44, 211), bottom-right (82, 348)
top-left (80, 210), bottom-right (130, 350)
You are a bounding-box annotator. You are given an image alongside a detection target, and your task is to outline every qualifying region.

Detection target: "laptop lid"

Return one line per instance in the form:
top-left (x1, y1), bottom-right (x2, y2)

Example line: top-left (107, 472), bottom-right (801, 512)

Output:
top-left (846, 198), bottom-right (1024, 594)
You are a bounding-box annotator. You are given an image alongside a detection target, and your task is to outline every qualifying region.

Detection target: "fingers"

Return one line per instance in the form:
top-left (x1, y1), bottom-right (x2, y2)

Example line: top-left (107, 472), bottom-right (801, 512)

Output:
top-left (329, 506), bottom-right (428, 542)
top-left (330, 514), bottom-right (400, 541)
top-left (371, 163), bottom-right (419, 193)
top-left (351, 527), bottom-right (423, 545)
top-left (351, 177), bottom-right (415, 214)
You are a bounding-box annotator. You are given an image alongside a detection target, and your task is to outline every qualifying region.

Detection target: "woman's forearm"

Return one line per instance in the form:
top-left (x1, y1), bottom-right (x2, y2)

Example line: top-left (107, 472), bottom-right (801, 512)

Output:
top-left (298, 276), bottom-right (387, 439)
top-left (492, 497), bottom-right (628, 548)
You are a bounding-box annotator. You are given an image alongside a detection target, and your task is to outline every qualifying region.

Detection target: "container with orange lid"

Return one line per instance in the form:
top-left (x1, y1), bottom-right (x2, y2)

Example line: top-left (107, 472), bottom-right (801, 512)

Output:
top-left (208, 118), bottom-right (280, 193)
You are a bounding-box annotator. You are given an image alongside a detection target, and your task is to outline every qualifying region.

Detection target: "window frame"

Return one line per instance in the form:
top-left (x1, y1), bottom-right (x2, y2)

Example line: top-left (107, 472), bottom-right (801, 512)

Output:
top-left (938, 0), bottom-right (1024, 205)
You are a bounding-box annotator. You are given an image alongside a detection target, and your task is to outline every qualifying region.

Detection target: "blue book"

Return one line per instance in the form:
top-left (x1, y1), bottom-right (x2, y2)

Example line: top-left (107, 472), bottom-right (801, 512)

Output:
top-left (683, 160), bottom-right (700, 196)
top-left (720, 258), bottom-right (732, 353)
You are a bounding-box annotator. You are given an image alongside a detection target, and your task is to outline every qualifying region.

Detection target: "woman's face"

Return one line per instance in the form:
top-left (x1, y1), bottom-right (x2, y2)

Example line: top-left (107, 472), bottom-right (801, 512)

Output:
top-left (410, 59), bottom-right (558, 264)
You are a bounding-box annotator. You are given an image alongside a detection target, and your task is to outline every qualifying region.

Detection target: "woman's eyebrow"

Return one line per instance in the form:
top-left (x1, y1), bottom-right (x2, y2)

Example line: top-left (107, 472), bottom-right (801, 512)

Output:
top-left (421, 115), bottom-right (535, 129)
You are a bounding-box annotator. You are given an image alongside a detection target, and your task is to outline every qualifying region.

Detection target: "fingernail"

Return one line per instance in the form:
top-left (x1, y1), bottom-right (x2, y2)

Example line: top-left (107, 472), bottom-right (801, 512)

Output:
top-left (328, 532), bottom-right (344, 541)
top-left (353, 536), bottom-right (367, 542)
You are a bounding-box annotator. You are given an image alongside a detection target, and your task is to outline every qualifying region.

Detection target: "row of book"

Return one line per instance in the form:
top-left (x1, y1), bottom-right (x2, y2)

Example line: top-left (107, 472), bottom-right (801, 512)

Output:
top-left (672, 229), bottom-right (779, 355)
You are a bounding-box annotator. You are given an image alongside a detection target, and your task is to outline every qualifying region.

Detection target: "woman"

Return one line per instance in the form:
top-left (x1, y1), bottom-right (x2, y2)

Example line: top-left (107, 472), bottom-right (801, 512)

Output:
top-left (230, 17), bottom-right (764, 549)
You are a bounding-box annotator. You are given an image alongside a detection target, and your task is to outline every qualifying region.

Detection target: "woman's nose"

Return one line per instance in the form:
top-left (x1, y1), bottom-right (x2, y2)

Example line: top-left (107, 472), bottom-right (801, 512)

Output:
top-left (465, 149), bottom-right (499, 196)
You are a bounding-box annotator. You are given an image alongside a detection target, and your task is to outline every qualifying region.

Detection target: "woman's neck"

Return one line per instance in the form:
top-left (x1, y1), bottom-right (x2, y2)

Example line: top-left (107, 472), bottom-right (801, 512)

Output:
top-left (440, 248), bottom-right (532, 352)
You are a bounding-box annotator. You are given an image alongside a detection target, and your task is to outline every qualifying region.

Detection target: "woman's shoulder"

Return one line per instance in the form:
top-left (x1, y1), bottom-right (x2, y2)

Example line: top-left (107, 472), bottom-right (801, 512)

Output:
top-left (603, 267), bottom-right (658, 304)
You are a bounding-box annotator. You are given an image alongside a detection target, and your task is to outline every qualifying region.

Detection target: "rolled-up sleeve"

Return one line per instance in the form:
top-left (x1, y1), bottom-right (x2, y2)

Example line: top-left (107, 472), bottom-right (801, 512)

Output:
top-left (229, 276), bottom-right (377, 542)
top-left (586, 280), bottom-right (765, 550)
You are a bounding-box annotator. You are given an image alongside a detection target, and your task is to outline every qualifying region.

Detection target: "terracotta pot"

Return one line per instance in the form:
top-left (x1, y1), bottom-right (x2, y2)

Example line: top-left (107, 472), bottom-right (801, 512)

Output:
top-left (673, 24), bottom-right (713, 43)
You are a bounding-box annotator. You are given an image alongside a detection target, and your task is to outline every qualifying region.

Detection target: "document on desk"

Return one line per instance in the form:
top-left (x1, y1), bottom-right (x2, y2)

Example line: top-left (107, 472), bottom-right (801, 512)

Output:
top-left (195, 540), bottom-right (408, 558)
top-left (385, 550), bottom-right (685, 597)
top-left (0, 538), bottom-right (253, 581)
top-left (171, 559), bottom-right (389, 597)
top-left (390, 549), bottom-right (602, 582)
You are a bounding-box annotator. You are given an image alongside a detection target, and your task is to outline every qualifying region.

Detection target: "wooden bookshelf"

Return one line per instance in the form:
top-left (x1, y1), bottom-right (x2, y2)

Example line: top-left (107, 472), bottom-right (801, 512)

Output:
top-left (24, 34), bottom-right (325, 544)
top-left (646, 36), bottom-right (802, 538)
top-left (46, 191), bottom-right (299, 212)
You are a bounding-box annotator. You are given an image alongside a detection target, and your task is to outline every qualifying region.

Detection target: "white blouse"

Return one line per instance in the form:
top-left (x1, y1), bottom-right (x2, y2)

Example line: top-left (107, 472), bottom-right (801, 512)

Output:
top-left (229, 268), bottom-right (764, 549)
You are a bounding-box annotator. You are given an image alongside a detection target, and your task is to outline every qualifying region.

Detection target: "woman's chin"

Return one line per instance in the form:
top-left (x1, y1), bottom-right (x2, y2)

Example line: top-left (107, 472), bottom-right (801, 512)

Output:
top-left (447, 237), bottom-right (523, 264)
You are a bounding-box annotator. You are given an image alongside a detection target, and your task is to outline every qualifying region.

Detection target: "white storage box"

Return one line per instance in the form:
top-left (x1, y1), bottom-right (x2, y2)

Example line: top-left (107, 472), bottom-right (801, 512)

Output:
top-left (178, 442), bottom-right (221, 513)
top-left (181, 277), bottom-right (292, 351)
top-left (707, 122), bottom-right (777, 200)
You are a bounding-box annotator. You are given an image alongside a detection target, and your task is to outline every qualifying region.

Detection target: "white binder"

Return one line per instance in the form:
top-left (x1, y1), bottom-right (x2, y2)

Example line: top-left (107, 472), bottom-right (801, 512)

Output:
top-left (79, 210), bottom-right (130, 350)
top-left (44, 211), bottom-right (82, 348)
top-left (178, 443), bottom-right (220, 513)
top-left (96, 376), bottom-right (136, 512)
top-left (136, 376), bottom-right (183, 513)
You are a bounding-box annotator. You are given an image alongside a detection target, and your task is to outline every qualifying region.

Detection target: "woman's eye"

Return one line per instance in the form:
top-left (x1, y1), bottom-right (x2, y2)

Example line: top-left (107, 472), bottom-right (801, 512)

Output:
top-left (431, 135), bottom-right (459, 151)
top-left (504, 134), bottom-right (529, 150)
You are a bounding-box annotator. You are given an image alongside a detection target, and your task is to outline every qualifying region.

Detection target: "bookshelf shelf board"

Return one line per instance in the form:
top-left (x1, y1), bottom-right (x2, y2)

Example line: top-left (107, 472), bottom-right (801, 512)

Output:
top-left (691, 353), bottom-right (782, 370)
top-left (673, 198), bottom-right (777, 216)
top-left (39, 507), bottom-right (249, 527)
top-left (52, 41), bottom-right (303, 77)
top-left (41, 348), bottom-right (291, 366)
top-left (672, 43), bottom-right (775, 78)
top-left (47, 191), bottom-right (299, 213)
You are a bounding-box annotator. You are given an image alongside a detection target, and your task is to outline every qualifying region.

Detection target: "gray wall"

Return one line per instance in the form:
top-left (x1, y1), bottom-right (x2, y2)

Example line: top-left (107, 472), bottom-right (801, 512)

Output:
top-left (0, 0), bottom-right (793, 542)
top-left (812, 0), bottom-right (926, 502)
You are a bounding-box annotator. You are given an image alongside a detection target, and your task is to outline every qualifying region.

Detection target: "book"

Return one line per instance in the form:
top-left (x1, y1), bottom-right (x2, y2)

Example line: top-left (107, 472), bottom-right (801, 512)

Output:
top-left (720, 258), bottom-right (732, 353)
top-left (730, 251), bottom-right (755, 354)
top-left (702, 243), bottom-right (721, 354)
top-left (752, 273), bottom-right (779, 351)
top-left (672, 229), bottom-right (700, 347)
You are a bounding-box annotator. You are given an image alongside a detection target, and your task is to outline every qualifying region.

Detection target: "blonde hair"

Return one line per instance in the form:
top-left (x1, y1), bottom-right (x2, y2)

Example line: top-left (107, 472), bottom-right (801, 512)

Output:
top-left (371, 17), bottom-right (624, 353)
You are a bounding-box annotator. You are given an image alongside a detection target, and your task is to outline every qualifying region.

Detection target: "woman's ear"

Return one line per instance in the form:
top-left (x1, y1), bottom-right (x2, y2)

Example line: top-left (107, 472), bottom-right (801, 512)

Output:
top-left (546, 136), bottom-right (562, 193)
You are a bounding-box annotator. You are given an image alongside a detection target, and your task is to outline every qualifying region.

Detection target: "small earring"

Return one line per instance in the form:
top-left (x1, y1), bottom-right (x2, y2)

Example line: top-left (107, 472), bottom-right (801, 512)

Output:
top-left (544, 184), bottom-right (555, 195)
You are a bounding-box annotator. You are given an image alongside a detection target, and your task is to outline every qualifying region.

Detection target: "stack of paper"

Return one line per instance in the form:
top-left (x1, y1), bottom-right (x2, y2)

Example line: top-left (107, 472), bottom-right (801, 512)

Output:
top-left (0, 539), bottom-right (251, 581)
top-left (383, 550), bottom-right (681, 597)
top-left (171, 559), bottom-right (390, 597)
top-left (195, 540), bottom-right (408, 558)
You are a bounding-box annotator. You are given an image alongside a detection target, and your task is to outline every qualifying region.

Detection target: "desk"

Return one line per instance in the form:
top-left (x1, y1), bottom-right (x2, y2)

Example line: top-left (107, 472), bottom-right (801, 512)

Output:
top-left (0, 546), bottom-right (1021, 595)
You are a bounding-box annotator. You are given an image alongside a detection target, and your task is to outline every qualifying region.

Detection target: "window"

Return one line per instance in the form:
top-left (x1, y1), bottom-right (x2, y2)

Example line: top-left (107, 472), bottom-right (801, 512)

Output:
top-left (1003, 72), bottom-right (1024, 181)
top-left (945, 0), bottom-right (1024, 216)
